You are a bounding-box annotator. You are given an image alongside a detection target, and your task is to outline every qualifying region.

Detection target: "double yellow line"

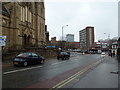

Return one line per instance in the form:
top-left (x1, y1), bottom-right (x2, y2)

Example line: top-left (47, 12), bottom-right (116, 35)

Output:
top-left (51, 58), bottom-right (104, 89)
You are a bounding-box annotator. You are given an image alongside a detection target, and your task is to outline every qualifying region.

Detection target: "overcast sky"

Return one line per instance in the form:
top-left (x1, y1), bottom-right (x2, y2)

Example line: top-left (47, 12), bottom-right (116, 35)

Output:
top-left (45, 0), bottom-right (119, 42)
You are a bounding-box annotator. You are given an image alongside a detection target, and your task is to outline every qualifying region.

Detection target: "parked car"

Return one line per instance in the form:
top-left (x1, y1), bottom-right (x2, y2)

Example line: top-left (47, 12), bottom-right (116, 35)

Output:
top-left (13, 52), bottom-right (45, 66)
top-left (101, 52), bottom-right (106, 57)
top-left (57, 52), bottom-right (70, 60)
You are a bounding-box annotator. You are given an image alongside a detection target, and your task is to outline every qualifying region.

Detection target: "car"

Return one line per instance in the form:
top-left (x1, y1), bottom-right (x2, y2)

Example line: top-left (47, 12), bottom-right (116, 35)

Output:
top-left (13, 52), bottom-right (45, 66)
top-left (57, 52), bottom-right (70, 60)
top-left (101, 52), bottom-right (106, 57)
top-left (67, 51), bottom-right (70, 55)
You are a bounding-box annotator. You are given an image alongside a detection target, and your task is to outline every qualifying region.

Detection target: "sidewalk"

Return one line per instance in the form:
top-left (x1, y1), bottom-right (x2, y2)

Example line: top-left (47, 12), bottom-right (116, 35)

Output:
top-left (71, 56), bottom-right (119, 88)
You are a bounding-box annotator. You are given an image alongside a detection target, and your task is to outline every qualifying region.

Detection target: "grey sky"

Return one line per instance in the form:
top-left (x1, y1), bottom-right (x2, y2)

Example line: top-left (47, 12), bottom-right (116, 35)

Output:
top-left (45, 0), bottom-right (118, 42)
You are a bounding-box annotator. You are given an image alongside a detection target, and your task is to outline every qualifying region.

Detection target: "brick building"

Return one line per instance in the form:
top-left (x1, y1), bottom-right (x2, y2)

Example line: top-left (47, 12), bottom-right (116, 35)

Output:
top-left (79, 26), bottom-right (94, 51)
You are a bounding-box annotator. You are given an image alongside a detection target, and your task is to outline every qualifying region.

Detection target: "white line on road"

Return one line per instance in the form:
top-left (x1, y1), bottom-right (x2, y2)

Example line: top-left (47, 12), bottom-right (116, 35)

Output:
top-left (51, 62), bottom-right (62, 65)
top-left (3, 65), bottom-right (43, 75)
top-left (51, 61), bottom-right (67, 65)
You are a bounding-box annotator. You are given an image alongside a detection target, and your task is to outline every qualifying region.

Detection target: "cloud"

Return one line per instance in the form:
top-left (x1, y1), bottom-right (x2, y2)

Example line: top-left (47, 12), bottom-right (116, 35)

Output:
top-left (45, 1), bottom-right (118, 41)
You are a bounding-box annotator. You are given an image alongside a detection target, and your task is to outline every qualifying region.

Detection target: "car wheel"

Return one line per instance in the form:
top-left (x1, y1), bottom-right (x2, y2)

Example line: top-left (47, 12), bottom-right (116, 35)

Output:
top-left (13, 64), bottom-right (18, 67)
top-left (57, 57), bottom-right (59, 60)
top-left (23, 62), bottom-right (28, 67)
top-left (68, 57), bottom-right (70, 59)
top-left (40, 60), bottom-right (44, 64)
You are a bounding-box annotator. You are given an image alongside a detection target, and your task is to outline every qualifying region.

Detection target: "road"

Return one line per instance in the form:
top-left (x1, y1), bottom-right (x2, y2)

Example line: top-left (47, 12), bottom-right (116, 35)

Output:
top-left (2, 52), bottom-right (118, 88)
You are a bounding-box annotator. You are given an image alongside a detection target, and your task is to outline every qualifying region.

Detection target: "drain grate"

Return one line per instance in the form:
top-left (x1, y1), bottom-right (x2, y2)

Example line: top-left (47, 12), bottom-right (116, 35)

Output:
top-left (110, 71), bottom-right (119, 74)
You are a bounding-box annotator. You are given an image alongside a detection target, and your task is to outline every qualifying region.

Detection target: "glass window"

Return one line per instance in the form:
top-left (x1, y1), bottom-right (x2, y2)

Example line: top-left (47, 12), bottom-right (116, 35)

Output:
top-left (32, 53), bottom-right (38, 57)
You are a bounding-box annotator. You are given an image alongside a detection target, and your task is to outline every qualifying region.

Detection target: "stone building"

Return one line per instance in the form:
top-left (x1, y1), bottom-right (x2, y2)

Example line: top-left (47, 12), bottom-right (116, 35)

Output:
top-left (0, 2), bottom-right (46, 53)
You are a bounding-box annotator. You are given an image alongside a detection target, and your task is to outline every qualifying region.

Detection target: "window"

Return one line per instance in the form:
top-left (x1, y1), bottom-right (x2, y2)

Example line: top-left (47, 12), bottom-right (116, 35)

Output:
top-left (23, 7), bottom-right (25, 22)
top-left (41, 8), bottom-right (42, 15)
top-left (25, 6), bottom-right (28, 21)
top-left (32, 53), bottom-right (38, 57)
top-left (21, 6), bottom-right (32, 23)
top-left (30, 12), bottom-right (31, 23)
top-left (21, 7), bottom-right (23, 21)
top-left (20, 6), bottom-right (25, 22)
top-left (2, 19), bottom-right (7, 24)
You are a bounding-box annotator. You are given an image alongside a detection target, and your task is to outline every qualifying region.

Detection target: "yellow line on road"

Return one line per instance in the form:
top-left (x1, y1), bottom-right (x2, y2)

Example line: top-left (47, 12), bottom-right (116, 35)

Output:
top-left (52, 58), bottom-right (104, 89)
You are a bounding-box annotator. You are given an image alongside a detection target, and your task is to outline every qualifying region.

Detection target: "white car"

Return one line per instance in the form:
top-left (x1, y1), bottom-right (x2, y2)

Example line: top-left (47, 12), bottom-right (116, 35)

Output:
top-left (101, 52), bottom-right (106, 57)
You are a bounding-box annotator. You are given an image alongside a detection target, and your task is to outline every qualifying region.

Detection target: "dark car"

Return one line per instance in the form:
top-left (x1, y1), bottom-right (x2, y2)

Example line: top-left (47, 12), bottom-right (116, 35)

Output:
top-left (57, 52), bottom-right (70, 60)
top-left (13, 52), bottom-right (45, 66)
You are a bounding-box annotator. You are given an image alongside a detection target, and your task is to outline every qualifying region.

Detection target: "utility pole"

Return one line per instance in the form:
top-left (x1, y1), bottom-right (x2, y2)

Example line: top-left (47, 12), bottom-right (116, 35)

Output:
top-left (61, 25), bottom-right (68, 50)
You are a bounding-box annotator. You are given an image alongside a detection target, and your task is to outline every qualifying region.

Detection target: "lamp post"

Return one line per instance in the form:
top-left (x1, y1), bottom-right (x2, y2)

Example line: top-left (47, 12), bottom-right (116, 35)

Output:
top-left (104, 33), bottom-right (111, 52)
top-left (61, 25), bottom-right (68, 50)
top-left (104, 33), bottom-right (110, 39)
top-left (62, 25), bottom-right (68, 41)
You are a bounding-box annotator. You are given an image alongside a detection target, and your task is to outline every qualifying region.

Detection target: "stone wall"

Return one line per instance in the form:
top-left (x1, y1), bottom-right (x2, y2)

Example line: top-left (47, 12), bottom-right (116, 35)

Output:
top-left (2, 48), bottom-right (57, 62)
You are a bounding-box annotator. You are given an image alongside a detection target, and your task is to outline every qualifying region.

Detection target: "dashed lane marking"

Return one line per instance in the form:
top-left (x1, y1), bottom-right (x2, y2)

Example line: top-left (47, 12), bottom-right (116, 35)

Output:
top-left (51, 61), bottom-right (67, 65)
top-left (3, 61), bottom-right (68, 75)
top-left (3, 65), bottom-right (43, 75)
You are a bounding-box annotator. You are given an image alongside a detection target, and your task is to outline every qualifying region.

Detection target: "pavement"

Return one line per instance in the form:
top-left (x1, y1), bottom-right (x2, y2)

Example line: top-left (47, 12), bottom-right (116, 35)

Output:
top-left (70, 56), bottom-right (119, 88)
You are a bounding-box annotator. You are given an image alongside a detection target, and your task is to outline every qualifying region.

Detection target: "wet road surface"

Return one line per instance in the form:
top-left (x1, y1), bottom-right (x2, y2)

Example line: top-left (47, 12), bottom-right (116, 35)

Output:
top-left (2, 53), bottom-right (118, 88)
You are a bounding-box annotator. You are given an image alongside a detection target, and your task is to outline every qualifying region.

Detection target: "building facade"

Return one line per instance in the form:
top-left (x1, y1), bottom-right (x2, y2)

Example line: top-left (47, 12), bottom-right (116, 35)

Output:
top-left (111, 42), bottom-right (118, 56)
top-left (1, 2), bottom-right (46, 52)
top-left (79, 26), bottom-right (94, 51)
top-left (66, 34), bottom-right (74, 42)
top-left (45, 25), bottom-right (49, 45)
top-left (118, 1), bottom-right (120, 56)
top-left (51, 37), bottom-right (56, 43)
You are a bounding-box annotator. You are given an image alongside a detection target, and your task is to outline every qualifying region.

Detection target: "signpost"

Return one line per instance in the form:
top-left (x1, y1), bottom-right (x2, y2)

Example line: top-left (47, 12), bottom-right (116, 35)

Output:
top-left (0, 36), bottom-right (5, 90)
top-left (0, 36), bottom-right (6, 46)
top-left (46, 46), bottom-right (56, 48)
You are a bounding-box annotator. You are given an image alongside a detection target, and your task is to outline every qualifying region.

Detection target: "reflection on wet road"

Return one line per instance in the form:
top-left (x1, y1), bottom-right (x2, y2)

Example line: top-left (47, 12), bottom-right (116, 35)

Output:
top-left (2, 53), bottom-right (114, 88)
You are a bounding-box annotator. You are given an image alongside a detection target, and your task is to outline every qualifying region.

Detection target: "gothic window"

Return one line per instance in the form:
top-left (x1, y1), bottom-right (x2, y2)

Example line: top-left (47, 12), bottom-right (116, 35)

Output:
top-left (20, 6), bottom-right (25, 22)
top-left (21, 6), bottom-right (32, 23)
top-left (2, 18), bottom-right (7, 25)
top-left (25, 6), bottom-right (28, 21)
top-left (21, 7), bottom-right (22, 21)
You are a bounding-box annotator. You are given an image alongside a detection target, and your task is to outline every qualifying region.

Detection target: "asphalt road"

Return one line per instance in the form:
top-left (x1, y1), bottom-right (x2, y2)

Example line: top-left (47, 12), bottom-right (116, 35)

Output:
top-left (2, 52), bottom-right (118, 88)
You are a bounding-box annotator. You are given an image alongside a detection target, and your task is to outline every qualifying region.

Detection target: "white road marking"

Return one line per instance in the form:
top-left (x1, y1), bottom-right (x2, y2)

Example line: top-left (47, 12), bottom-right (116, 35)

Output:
top-left (51, 61), bottom-right (67, 65)
top-left (51, 62), bottom-right (62, 65)
top-left (3, 65), bottom-right (43, 75)
top-left (4, 61), bottom-right (68, 75)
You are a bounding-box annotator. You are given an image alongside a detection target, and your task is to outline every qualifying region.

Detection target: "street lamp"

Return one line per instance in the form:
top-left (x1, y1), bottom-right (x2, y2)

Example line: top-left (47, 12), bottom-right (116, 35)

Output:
top-left (61, 25), bottom-right (68, 50)
top-left (104, 33), bottom-right (110, 39)
top-left (104, 33), bottom-right (111, 52)
top-left (62, 25), bottom-right (68, 41)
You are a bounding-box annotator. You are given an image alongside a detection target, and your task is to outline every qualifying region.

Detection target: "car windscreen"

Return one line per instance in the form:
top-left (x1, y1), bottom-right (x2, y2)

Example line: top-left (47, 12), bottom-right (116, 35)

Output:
top-left (16, 53), bottom-right (31, 58)
top-left (61, 52), bottom-right (67, 54)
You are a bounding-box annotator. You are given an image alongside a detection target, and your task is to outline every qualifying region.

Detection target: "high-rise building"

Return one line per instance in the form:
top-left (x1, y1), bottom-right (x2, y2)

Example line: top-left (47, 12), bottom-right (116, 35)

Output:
top-left (79, 26), bottom-right (94, 51)
top-left (66, 34), bottom-right (74, 42)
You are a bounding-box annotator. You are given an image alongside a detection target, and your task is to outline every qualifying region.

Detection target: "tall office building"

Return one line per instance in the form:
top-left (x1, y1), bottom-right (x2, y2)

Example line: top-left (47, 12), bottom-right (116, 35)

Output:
top-left (79, 26), bottom-right (94, 51)
top-left (66, 34), bottom-right (74, 42)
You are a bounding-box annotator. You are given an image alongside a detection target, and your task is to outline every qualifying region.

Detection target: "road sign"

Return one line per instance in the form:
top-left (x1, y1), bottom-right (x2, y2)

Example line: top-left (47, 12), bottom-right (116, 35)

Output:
top-left (0, 36), bottom-right (6, 46)
top-left (46, 46), bottom-right (56, 48)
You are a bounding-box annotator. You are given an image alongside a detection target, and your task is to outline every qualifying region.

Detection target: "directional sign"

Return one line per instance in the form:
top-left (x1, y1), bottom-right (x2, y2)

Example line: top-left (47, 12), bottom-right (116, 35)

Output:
top-left (46, 46), bottom-right (56, 48)
top-left (0, 36), bottom-right (6, 46)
